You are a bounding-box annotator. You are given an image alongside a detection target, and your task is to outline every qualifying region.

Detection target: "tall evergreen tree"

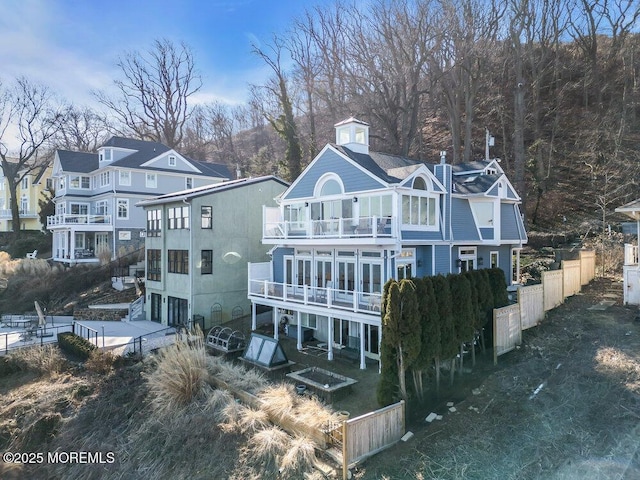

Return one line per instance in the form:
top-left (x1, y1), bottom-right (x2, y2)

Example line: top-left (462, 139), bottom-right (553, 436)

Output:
top-left (450, 273), bottom-right (474, 374)
top-left (432, 274), bottom-right (454, 390)
top-left (411, 277), bottom-right (440, 401)
top-left (487, 268), bottom-right (509, 308)
top-left (381, 279), bottom-right (421, 401)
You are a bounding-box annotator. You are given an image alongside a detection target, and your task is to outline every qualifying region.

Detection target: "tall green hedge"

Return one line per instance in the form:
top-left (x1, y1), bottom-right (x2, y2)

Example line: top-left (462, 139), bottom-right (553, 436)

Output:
top-left (377, 267), bottom-right (508, 405)
top-left (57, 332), bottom-right (97, 360)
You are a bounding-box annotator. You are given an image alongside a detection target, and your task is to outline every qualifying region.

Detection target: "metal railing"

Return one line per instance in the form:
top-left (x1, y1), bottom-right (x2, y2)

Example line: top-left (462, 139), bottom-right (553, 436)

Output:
top-left (72, 322), bottom-right (100, 346)
top-left (0, 323), bottom-right (74, 354)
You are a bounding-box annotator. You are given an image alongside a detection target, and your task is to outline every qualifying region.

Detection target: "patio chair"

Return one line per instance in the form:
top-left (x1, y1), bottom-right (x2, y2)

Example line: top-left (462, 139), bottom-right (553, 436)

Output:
top-left (26, 250), bottom-right (37, 259)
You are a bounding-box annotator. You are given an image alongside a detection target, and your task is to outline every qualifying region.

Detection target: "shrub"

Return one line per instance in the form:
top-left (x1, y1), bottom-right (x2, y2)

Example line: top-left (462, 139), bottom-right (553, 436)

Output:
top-left (8, 344), bottom-right (67, 375)
top-left (57, 332), bottom-right (97, 360)
top-left (85, 350), bottom-right (116, 374)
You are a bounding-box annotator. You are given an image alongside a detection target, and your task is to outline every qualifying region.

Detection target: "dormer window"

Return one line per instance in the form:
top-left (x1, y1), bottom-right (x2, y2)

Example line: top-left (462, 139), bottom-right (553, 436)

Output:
top-left (99, 149), bottom-right (112, 162)
top-left (486, 167), bottom-right (497, 175)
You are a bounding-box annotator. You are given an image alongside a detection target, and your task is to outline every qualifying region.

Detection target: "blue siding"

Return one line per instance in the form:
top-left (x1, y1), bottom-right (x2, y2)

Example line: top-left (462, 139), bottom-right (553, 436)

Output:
top-left (488, 184), bottom-right (499, 196)
top-left (286, 149), bottom-right (385, 199)
top-left (480, 227), bottom-right (494, 240)
top-left (451, 198), bottom-right (480, 241)
top-left (506, 184), bottom-right (518, 200)
top-left (401, 230), bottom-right (443, 241)
top-left (501, 204), bottom-right (521, 240)
top-left (434, 245), bottom-right (451, 275)
top-left (415, 245), bottom-right (433, 277)
top-left (272, 247), bottom-right (293, 283)
top-left (434, 164), bottom-right (452, 241)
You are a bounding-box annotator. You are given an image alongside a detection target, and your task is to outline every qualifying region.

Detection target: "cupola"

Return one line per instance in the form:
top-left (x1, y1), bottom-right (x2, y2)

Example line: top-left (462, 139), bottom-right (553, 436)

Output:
top-left (334, 117), bottom-right (369, 154)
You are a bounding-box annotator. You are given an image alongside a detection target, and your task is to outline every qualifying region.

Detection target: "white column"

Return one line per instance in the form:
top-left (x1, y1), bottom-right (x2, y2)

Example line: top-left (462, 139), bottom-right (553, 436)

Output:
top-left (251, 302), bottom-right (256, 331)
top-left (273, 308), bottom-right (278, 340)
top-left (359, 322), bottom-right (366, 370)
top-left (296, 311), bottom-right (303, 351)
top-left (327, 316), bottom-right (334, 361)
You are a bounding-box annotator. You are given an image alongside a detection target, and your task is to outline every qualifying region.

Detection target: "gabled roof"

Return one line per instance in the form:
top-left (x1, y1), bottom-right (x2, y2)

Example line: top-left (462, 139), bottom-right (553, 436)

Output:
top-left (56, 136), bottom-right (232, 179)
top-left (137, 175), bottom-right (288, 207)
top-left (333, 145), bottom-right (427, 183)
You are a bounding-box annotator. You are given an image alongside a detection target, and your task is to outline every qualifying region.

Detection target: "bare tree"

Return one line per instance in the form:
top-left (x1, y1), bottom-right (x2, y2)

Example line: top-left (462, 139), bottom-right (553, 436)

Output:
top-left (95, 39), bottom-right (201, 148)
top-left (52, 105), bottom-right (110, 152)
top-left (252, 37), bottom-right (303, 182)
top-left (433, 0), bottom-right (503, 163)
top-left (0, 77), bottom-right (63, 233)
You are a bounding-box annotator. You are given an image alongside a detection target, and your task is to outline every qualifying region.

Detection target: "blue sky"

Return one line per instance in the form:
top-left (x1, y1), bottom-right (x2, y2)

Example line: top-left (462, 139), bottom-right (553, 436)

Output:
top-left (0, 0), bottom-right (334, 107)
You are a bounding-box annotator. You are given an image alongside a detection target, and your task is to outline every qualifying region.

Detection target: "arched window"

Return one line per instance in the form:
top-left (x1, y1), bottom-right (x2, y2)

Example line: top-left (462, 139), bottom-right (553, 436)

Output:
top-left (319, 178), bottom-right (342, 196)
top-left (413, 177), bottom-right (427, 190)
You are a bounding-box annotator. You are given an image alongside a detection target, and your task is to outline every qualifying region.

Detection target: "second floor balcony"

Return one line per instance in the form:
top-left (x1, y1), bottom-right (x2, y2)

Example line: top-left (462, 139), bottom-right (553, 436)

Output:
top-left (47, 214), bottom-right (112, 228)
top-left (263, 207), bottom-right (393, 242)
top-left (248, 277), bottom-right (382, 317)
top-left (0, 209), bottom-right (38, 219)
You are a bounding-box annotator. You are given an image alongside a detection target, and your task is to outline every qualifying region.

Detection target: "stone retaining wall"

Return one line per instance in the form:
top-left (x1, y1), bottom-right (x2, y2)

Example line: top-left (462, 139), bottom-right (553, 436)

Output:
top-left (73, 308), bottom-right (128, 322)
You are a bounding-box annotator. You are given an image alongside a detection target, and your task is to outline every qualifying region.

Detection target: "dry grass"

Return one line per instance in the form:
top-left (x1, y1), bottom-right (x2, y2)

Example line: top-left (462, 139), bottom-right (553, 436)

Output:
top-left (279, 435), bottom-right (318, 476)
top-left (7, 345), bottom-right (67, 376)
top-left (237, 407), bottom-right (270, 434)
top-left (258, 384), bottom-right (296, 421)
top-left (209, 356), bottom-right (267, 394)
top-left (145, 336), bottom-right (209, 415)
top-left (245, 426), bottom-right (291, 471)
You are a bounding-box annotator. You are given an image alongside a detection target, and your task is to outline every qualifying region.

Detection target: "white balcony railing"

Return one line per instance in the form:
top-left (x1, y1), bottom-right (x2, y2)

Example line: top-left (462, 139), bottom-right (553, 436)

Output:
top-left (248, 278), bottom-right (382, 316)
top-left (47, 214), bottom-right (112, 227)
top-left (0, 209), bottom-right (38, 218)
top-left (624, 243), bottom-right (639, 266)
top-left (263, 211), bottom-right (392, 241)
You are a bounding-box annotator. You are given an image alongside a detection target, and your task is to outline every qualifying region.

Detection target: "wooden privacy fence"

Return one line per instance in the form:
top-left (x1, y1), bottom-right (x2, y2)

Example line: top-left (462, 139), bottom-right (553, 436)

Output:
top-left (341, 400), bottom-right (405, 479)
top-left (494, 250), bottom-right (596, 364)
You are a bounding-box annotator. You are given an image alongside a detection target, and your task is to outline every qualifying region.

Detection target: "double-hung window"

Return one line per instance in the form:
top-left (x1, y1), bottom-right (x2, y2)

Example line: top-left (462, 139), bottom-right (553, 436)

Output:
top-left (117, 199), bottom-right (129, 219)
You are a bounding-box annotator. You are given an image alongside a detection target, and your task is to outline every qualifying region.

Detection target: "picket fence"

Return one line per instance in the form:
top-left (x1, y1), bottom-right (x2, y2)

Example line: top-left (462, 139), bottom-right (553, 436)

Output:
top-left (493, 250), bottom-right (596, 364)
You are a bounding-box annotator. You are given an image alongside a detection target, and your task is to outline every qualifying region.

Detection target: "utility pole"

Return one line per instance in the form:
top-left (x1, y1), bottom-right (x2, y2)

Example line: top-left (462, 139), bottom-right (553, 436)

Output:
top-left (485, 128), bottom-right (495, 161)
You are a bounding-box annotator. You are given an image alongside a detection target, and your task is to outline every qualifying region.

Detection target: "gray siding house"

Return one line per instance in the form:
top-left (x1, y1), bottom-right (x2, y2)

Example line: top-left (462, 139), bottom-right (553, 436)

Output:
top-left (48, 137), bottom-right (231, 263)
top-left (248, 118), bottom-right (528, 369)
top-left (139, 176), bottom-right (288, 328)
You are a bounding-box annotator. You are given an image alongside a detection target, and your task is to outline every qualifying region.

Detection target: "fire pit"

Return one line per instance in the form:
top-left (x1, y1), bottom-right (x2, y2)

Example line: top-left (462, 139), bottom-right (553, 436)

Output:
top-left (287, 366), bottom-right (357, 402)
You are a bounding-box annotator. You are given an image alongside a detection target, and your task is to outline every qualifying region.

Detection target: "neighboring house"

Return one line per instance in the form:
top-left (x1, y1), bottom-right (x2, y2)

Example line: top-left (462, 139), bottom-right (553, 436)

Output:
top-left (138, 176), bottom-right (288, 328)
top-left (615, 199), bottom-right (640, 305)
top-left (248, 118), bottom-right (528, 369)
top-left (47, 137), bottom-right (231, 263)
top-left (0, 160), bottom-right (53, 231)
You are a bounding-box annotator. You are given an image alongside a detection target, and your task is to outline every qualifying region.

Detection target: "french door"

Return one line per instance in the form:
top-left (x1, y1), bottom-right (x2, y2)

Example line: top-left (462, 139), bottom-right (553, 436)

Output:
top-left (336, 258), bottom-right (355, 301)
top-left (167, 296), bottom-right (188, 327)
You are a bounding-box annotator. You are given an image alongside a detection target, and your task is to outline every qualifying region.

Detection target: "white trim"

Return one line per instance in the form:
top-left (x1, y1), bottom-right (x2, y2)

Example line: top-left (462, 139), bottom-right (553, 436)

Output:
top-left (282, 144), bottom-right (388, 201)
top-left (140, 150), bottom-right (202, 173)
top-left (398, 165), bottom-right (447, 193)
